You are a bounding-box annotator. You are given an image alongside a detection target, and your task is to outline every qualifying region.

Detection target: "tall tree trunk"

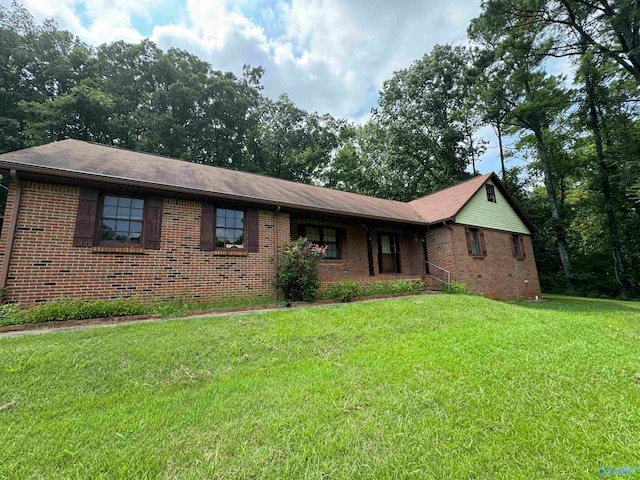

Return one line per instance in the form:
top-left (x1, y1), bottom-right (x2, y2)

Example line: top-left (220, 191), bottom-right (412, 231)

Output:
top-left (583, 65), bottom-right (628, 295)
top-left (533, 129), bottom-right (576, 293)
top-left (496, 121), bottom-right (506, 180)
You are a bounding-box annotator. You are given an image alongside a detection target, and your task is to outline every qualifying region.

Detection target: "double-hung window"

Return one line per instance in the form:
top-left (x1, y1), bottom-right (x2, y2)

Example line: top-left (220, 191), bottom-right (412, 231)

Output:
top-left (100, 195), bottom-right (145, 244)
top-left (486, 184), bottom-right (496, 203)
top-left (466, 227), bottom-right (486, 258)
top-left (304, 226), bottom-right (340, 259)
top-left (512, 234), bottom-right (525, 259)
top-left (215, 208), bottom-right (245, 249)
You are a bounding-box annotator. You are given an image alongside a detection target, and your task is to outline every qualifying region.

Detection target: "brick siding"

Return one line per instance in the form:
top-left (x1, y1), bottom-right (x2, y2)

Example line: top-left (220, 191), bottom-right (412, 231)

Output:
top-left (0, 182), bottom-right (291, 306)
top-left (427, 224), bottom-right (541, 299)
top-left (0, 181), bottom-right (541, 306)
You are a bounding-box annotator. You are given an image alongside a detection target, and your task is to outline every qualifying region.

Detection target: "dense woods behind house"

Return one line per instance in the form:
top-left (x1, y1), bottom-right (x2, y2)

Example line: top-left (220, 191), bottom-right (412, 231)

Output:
top-left (1, 1), bottom-right (639, 297)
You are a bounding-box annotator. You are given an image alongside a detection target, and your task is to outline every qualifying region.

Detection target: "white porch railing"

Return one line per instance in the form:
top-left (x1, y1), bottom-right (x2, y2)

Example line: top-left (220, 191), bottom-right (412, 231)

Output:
top-left (426, 262), bottom-right (451, 290)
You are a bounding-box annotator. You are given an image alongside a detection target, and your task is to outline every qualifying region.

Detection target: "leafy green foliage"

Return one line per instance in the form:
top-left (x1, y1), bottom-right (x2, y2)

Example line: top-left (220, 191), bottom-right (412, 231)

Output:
top-left (446, 281), bottom-right (474, 295)
top-left (0, 296), bottom-right (276, 327)
top-left (371, 45), bottom-right (480, 200)
top-left (324, 281), bottom-right (364, 302)
top-left (324, 279), bottom-right (425, 302)
top-left (16, 297), bottom-right (146, 324)
top-left (0, 303), bottom-right (21, 326)
top-left (276, 238), bottom-right (326, 301)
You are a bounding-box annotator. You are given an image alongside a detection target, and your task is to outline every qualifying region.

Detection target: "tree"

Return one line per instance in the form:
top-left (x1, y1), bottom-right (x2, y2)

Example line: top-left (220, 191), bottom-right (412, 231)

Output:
top-left (509, 0), bottom-right (640, 85)
top-left (470, 0), bottom-right (578, 292)
top-left (373, 45), bottom-right (480, 200)
top-left (574, 46), bottom-right (630, 294)
top-left (247, 94), bottom-right (339, 182)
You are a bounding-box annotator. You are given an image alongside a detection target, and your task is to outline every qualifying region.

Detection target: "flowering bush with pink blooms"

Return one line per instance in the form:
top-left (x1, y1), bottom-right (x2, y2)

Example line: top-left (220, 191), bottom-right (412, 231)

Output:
top-left (276, 237), bottom-right (327, 301)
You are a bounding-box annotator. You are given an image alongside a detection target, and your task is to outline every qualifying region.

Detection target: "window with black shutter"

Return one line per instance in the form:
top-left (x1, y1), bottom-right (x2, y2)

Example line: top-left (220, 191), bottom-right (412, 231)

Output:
top-left (466, 227), bottom-right (487, 258)
top-left (73, 190), bottom-right (163, 249)
top-left (200, 205), bottom-right (259, 253)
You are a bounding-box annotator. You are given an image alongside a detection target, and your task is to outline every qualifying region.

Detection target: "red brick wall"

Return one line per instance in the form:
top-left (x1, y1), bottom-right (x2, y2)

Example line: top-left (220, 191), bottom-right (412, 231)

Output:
top-left (0, 182), bottom-right (291, 306)
top-left (0, 182), bottom-right (541, 305)
top-left (426, 224), bottom-right (541, 299)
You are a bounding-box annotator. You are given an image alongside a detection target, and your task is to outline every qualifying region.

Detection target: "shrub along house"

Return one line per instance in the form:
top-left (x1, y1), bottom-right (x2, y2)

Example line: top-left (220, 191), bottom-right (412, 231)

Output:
top-left (0, 140), bottom-right (540, 306)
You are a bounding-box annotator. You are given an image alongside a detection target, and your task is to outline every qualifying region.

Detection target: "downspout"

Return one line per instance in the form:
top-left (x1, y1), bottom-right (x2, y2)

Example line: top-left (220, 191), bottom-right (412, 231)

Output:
top-left (273, 206), bottom-right (281, 283)
top-left (0, 169), bottom-right (23, 301)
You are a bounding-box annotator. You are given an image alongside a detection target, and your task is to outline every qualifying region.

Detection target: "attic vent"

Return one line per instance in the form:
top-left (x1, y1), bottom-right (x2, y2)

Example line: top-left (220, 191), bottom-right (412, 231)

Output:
top-left (486, 184), bottom-right (496, 203)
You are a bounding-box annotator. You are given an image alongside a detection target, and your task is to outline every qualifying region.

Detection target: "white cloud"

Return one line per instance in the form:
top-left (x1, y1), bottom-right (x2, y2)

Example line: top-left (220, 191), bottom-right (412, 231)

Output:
top-left (5, 0), bottom-right (482, 121)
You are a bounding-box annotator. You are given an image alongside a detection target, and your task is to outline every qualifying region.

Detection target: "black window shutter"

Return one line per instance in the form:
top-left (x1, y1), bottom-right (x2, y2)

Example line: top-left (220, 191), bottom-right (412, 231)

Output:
top-left (143, 196), bottom-right (163, 250)
top-left (245, 207), bottom-right (259, 253)
top-left (465, 228), bottom-right (473, 256)
top-left (479, 231), bottom-right (487, 257)
top-left (200, 203), bottom-right (215, 251)
top-left (74, 188), bottom-right (99, 247)
top-left (511, 234), bottom-right (517, 257)
top-left (519, 236), bottom-right (526, 258)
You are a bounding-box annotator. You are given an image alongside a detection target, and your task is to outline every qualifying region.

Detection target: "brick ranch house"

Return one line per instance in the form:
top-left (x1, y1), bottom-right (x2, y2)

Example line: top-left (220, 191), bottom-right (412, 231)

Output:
top-left (0, 140), bottom-right (541, 306)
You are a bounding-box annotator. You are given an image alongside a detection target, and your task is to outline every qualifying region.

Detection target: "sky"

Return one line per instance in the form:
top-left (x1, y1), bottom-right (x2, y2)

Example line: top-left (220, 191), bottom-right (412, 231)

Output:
top-left (5, 0), bottom-right (516, 174)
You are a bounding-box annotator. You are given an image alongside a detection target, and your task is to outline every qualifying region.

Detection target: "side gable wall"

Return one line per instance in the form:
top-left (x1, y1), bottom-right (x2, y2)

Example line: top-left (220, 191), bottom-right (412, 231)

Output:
top-left (426, 224), bottom-right (541, 299)
top-left (454, 180), bottom-right (530, 234)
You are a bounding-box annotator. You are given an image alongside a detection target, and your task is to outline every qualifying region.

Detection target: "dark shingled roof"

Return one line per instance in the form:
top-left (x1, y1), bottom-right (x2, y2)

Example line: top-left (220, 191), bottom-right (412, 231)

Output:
top-left (0, 140), bottom-right (424, 224)
top-left (0, 139), bottom-right (534, 231)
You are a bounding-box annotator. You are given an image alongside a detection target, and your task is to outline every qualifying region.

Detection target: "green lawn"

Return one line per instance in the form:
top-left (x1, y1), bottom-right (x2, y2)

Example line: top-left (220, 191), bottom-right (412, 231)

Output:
top-left (1, 295), bottom-right (639, 479)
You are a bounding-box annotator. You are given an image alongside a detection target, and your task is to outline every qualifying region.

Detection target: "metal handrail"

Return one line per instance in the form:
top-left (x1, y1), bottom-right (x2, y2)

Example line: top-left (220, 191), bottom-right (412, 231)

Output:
top-left (425, 261), bottom-right (451, 290)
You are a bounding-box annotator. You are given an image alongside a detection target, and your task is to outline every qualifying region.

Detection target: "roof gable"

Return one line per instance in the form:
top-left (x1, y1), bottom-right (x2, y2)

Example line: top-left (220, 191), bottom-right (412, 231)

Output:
top-left (408, 173), bottom-right (535, 233)
top-left (455, 179), bottom-right (530, 234)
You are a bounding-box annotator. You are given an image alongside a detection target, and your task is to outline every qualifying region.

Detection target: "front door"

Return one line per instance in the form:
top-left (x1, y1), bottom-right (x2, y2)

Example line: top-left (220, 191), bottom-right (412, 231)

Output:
top-left (378, 233), bottom-right (400, 273)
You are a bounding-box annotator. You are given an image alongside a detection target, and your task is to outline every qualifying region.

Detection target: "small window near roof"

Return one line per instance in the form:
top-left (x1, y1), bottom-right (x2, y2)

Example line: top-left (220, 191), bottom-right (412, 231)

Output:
top-left (100, 195), bottom-right (144, 244)
top-left (215, 208), bottom-right (244, 248)
top-left (486, 184), bottom-right (496, 203)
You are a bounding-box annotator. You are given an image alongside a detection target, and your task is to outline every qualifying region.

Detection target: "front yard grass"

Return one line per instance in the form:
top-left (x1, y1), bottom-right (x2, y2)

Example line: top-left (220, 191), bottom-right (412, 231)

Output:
top-left (1, 294), bottom-right (639, 478)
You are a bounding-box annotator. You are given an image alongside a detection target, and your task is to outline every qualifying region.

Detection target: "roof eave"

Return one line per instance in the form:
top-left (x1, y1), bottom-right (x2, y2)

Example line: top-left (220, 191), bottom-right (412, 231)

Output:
top-left (0, 163), bottom-right (427, 227)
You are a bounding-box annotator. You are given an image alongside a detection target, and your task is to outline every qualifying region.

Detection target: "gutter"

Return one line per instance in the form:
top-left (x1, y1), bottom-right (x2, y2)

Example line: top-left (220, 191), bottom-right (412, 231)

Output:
top-left (0, 169), bottom-right (22, 300)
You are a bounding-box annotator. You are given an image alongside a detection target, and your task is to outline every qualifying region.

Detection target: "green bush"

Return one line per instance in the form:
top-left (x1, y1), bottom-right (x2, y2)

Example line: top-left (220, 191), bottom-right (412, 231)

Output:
top-left (447, 281), bottom-right (472, 295)
top-left (362, 281), bottom-right (386, 296)
top-left (325, 281), bottom-right (364, 302)
top-left (388, 279), bottom-right (425, 294)
top-left (18, 297), bottom-right (147, 324)
top-left (325, 278), bottom-right (424, 302)
top-left (0, 303), bottom-right (22, 327)
top-left (276, 237), bottom-right (326, 301)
